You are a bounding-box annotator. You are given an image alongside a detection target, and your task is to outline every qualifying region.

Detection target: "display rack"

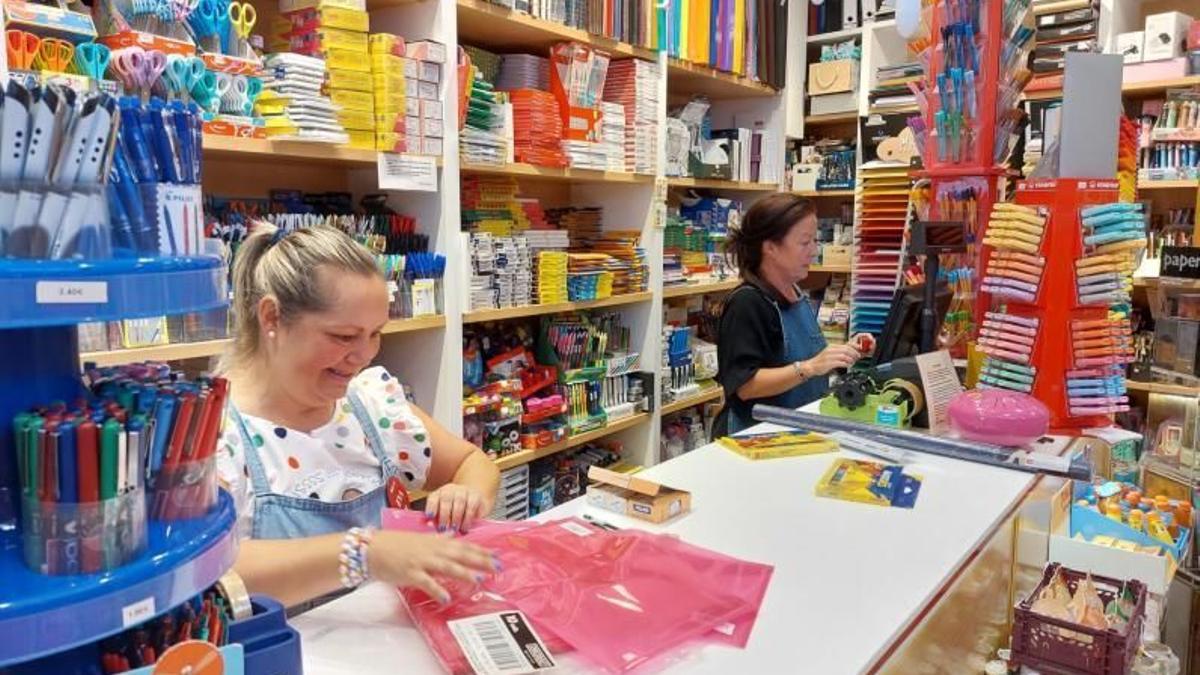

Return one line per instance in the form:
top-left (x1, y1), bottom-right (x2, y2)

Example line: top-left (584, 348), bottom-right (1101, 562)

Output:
top-left (0, 255), bottom-right (235, 667)
top-left (660, 383), bottom-right (723, 416)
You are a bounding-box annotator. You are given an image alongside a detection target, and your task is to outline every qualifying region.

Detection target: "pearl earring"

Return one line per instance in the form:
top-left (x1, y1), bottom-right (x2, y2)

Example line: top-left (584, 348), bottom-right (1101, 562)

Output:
top-left (268, 330), bottom-right (277, 339)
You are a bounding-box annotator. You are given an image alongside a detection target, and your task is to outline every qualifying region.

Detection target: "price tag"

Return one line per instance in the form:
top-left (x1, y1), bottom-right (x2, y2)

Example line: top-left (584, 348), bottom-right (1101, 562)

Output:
top-left (36, 280), bottom-right (108, 304)
top-left (122, 596), bottom-right (156, 627)
top-left (377, 153), bottom-right (438, 192)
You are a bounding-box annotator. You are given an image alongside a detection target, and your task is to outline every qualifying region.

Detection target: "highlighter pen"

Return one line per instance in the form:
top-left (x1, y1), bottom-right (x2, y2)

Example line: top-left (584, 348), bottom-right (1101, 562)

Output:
top-left (100, 419), bottom-right (120, 500)
top-left (935, 111), bottom-right (949, 163)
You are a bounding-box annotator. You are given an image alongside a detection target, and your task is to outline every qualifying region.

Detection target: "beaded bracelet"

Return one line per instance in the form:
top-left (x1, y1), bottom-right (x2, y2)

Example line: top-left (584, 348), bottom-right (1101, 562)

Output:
top-left (338, 527), bottom-right (374, 589)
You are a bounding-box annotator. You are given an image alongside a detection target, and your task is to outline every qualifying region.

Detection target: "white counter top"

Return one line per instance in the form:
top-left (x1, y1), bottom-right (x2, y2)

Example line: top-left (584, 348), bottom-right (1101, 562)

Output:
top-left (292, 420), bottom-right (1045, 674)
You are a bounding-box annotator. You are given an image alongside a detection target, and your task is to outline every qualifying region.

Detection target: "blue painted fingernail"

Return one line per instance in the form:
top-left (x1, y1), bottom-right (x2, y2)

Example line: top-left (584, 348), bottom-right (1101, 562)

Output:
top-left (475, 573), bottom-right (485, 583)
top-left (441, 593), bottom-right (451, 604)
top-left (424, 511), bottom-right (434, 518)
top-left (437, 525), bottom-right (446, 533)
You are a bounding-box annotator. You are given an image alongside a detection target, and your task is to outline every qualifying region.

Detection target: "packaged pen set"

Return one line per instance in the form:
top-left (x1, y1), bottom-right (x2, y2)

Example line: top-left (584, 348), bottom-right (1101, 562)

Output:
top-left (906, 0), bottom-right (1033, 169)
top-left (10, 362), bottom-right (228, 576)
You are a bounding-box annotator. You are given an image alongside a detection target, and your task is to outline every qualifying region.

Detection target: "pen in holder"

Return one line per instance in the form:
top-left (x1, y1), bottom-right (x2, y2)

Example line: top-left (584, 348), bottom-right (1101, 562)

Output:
top-left (21, 489), bottom-right (148, 576)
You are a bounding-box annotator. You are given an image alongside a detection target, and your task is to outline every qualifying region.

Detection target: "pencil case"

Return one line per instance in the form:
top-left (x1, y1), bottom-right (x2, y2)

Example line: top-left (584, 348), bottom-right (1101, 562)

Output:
top-left (21, 488), bottom-right (147, 575)
top-left (327, 67), bottom-right (373, 92)
top-left (151, 455), bottom-right (218, 521)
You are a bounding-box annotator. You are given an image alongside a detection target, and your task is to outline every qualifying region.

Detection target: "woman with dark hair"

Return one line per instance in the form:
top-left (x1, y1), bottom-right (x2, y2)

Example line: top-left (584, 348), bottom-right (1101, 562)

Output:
top-left (714, 193), bottom-right (864, 436)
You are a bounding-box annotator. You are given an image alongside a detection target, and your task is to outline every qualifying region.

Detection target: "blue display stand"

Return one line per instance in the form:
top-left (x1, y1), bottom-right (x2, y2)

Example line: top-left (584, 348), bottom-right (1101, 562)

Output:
top-left (0, 255), bottom-right (232, 667)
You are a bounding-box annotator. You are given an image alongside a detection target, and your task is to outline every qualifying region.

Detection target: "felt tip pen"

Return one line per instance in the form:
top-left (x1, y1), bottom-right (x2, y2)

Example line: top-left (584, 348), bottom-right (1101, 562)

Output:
top-left (77, 419), bottom-right (99, 503)
top-left (100, 419), bottom-right (120, 500)
top-left (42, 420), bottom-right (60, 503)
top-left (58, 420), bottom-right (77, 503)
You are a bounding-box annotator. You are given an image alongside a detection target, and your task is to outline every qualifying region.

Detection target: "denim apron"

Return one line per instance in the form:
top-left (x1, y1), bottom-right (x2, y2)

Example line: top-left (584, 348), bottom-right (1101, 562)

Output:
top-left (233, 391), bottom-right (403, 540)
top-left (728, 290), bottom-right (829, 434)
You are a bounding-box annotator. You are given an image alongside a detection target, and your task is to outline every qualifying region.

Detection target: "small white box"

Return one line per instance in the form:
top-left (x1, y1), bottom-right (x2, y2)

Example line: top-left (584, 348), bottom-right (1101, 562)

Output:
top-left (405, 97), bottom-right (421, 117)
top-left (421, 136), bottom-right (443, 156)
top-left (422, 117), bottom-right (444, 138)
top-left (402, 57), bottom-right (418, 80)
top-left (420, 98), bottom-right (443, 119)
top-left (1144, 12), bottom-right (1194, 62)
top-left (404, 116), bottom-right (422, 136)
top-left (418, 61), bottom-right (441, 84)
top-left (404, 79), bottom-right (421, 99)
top-left (1115, 31), bottom-right (1145, 63)
top-left (418, 81), bottom-right (438, 101)
top-left (407, 40), bottom-right (446, 64)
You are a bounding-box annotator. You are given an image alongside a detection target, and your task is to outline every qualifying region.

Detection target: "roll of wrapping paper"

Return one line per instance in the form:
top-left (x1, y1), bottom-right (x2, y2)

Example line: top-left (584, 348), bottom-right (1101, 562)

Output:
top-left (749, 405), bottom-right (1091, 480)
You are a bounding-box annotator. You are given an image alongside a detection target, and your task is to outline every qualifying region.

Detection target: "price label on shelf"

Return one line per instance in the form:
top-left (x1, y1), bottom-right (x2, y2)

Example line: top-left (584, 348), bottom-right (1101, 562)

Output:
top-left (377, 153), bottom-right (438, 192)
top-left (121, 596), bottom-right (156, 627)
top-left (35, 280), bottom-right (108, 304)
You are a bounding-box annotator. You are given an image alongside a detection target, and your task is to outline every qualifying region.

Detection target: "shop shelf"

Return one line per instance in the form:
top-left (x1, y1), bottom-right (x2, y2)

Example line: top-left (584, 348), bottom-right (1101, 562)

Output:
top-left (462, 292), bottom-right (653, 323)
top-left (663, 278), bottom-right (741, 299)
top-left (460, 161), bottom-right (653, 184)
top-left (794, 189), bottom-right (856, 197)
top-left (867, 105), bottom-right (919, 116)
top-left (203, 135), bottom-right (379, 167)
top-left (493, 412), bottom-right (650, 470)
top-left (666, 58), bottom-right (778, 100)
top-left (660, 383), bottom-right (723, 416)
top-left (1138, 179), bottom-right (1199, 190)
top-left (810, 263), bottom-right (852, 273)
top-left (0, 257), bottom-right (226, 330)
top-left (666, 176), bottom-right (779, 191)
top-left (806, 26), bottom-right (862, 45)
top-left (805, 110), bottom-right (859, 125)
top-left (0, 491), bottom-right (239, 666)
top-left (382, 315), bottom-right (448, 334)
top-left (1125, 380), bottom-right (1200, 397)
top-left (455, 0), bottom-right (655, 59)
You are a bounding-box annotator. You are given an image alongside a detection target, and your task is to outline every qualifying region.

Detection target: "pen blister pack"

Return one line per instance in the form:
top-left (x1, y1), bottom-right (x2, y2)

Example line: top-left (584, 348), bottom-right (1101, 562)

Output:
top-left (977, 310), bottom-right (1041, 393)
top-left (136, 182), bottom-right (206, 256)
top-left (151, 454), bottom-right (217, 521)
top-left (20, 488), bottom-right (147, 576)
top-left (1073, 201), bottom-right (1145, 308)
top-left (981, 203), bottom-right (1050, 305)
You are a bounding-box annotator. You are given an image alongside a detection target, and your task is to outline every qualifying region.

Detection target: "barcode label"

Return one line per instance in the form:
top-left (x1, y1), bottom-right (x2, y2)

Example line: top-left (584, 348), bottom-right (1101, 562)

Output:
top-left (448, 611), bottom-right (556, 675)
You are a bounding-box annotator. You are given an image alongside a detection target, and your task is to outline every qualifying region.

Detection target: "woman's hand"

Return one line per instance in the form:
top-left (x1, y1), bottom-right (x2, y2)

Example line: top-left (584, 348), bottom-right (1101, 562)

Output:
top-left (425, 483), bottom-right (491, 533)
top-left (369, 531), bottom-right (498, 604)
top-left (803, 344), bottom-right (862, 377)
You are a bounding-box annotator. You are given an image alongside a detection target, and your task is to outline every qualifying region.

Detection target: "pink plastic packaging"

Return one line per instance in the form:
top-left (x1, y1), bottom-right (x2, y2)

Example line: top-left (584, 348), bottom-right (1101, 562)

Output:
top-left (384, 512), bottom-right (773, 674)
top-left (948, 389), bottom-right (1050, 447)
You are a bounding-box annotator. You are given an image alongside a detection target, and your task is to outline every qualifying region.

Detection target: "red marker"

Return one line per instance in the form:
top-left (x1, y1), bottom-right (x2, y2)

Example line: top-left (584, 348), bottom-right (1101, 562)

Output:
top-left (77, 420), bottom-right (99, 502)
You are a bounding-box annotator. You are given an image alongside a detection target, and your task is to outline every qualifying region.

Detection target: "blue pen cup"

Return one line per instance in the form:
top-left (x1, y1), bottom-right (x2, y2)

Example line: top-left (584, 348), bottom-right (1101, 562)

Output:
top-left (1, 184), bottom-right (112, 260)
top-left (151, 455), bottom-right (218, 521)
top-left (20, 487), bottom-right (147, 576)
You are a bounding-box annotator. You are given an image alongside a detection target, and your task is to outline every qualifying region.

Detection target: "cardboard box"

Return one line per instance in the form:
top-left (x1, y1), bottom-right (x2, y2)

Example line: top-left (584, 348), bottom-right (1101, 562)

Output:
top-left (375, 113), bottom-right (403, 133)
top-left (368, 32), bottom-right (405, 56)
top-left (405, 78), bottom-right (421, 99)
top-left (369, 53), bottom-right (406, 76)
top-left (406, 40), bottom-right (446, 63)
top-left (406, 97), bottom-right (421, 117)
top-left (418, 60), bottom-right (441, 84)
top-left (278, 0), bottom-right (365, 13)
top-left (404, 115), bottom-right (422, 136)
top-left (1116, 31), bottom-right (1145, 63)
top-left (285, 6), bottom-right (369, 32)
top-left (420, 136), bottom-right (442, 156)
top-left (584, 466), bottom-right (692, 524)
top-left (1144, 11), bottom-right (1195, 62)
top-left (345, 128), bottom-right (374, 150)
top-left (420, 98), bottom-right (442, 119)
top-left (375, 132), bottom-right (407, 153)
top-left (809, 92), bottom-right (858, 115)
top-left (422, 116), bottom-right (443, 138)
top-left (418, 81), bottom-right (438, 100)
top-left (807, 59), bottom-right (858, 95)
top-left (329, 87), bottom-right (373, 113)
top-left (327, 67), bottom-right (372, 92)
top-left (820, 244), bottom-right (852, 268)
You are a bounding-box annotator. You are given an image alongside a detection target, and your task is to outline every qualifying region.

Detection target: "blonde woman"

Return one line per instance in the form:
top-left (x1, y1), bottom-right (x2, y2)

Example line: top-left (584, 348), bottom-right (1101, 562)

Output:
top-left (216, 224), bottom-right (500, 607)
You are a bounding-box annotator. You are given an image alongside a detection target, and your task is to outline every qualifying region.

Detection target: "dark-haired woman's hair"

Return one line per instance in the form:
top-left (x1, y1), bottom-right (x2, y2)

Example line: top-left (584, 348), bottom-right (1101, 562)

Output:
top-left (724, 193), bottom-right (817, 279)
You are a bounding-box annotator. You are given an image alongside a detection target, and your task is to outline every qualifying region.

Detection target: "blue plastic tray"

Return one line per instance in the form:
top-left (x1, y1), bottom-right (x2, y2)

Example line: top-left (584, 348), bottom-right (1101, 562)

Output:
top-left (0, 256), bottom-right (227, 329)
top-left (0, 490), bottom-right (239, 666)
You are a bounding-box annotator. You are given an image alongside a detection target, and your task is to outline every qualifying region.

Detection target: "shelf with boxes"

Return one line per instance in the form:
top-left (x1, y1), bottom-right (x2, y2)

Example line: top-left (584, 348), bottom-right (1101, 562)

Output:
top-left (493, 412), bottom-right (651, 471)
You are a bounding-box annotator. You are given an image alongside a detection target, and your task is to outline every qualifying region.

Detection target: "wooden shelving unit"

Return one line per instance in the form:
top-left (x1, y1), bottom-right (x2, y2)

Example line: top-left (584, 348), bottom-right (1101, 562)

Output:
top-left (867, 105), bottom-right (919, 116)
top-left (663, 278), bottom-right (741, 299)
top-left (1023, 75), bottom-right (1200, 103)
top-left (463, 292), bottom-right (653, 324)
top-left (794, 189), bottom-right (856, 197)
top-left (660, 385), bottom-right (723, 416)
top-left (1126, 380), bottom-right (1200, 397)
top-left (806, 26), bottom-right (862, 45)
top-left (1139, 179), bottom-right (1200, 191)
top-left (461, 161), bottom-right (654, 184)
top-left (810, 263), bottom-right (852, 274)
top-left (203, 135), bottom-right (379, 167)
top-left (454, 0), bottom-right (655, 59)
top-left (81, 316), bottom-right (447, 367)
top-left (666, 58), bottom-right (778, 100)
top-left (805, 110), bottom-right (859, 126)
top-left (665, 176), bottom-right (779, 191)
top-left (494, 412), bottom-right (651, 470)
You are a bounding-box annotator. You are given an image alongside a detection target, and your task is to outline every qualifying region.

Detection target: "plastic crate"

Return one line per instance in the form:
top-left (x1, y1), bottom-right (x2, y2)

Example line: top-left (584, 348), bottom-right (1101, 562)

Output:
top-left (1011, 563), bottom-right (1147, 675)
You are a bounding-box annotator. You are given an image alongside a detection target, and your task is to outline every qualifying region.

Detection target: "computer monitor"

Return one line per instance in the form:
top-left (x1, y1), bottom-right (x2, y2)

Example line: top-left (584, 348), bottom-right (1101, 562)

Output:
top-left (872, 281), bottom-right (953, 366)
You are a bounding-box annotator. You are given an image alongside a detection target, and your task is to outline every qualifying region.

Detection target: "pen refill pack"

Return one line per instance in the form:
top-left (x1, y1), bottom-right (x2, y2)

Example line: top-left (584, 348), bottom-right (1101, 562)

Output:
top-left (0, 79), bottom-right (205, 261)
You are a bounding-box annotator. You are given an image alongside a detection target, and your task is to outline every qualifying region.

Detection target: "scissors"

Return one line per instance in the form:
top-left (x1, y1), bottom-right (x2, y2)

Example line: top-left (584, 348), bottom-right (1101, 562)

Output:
top-left (34, 38), bottom-right (74, 73)
top-left (226, 1), bottom-right (256, 56)
top-left (163, 54), bottom-right (205, 101)
top-left (191, 69), bottom-right (221, 113)
top-left (111, 46), bottom-right (167, 98)
top-left (74, 42), bottom-right (111, 80)
top-left (188, 0), bottom-right (223, 50)
top-left (6, 30), bottom-right (39, 70)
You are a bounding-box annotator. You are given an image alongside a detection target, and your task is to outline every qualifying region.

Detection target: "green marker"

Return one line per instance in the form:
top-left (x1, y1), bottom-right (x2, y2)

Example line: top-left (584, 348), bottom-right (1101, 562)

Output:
top-left (100, 419), bottom-right (120, 500)
top-left (25, 416), bottom-right (43, 501)
top-left (13, 413), bottom-right (30, 497)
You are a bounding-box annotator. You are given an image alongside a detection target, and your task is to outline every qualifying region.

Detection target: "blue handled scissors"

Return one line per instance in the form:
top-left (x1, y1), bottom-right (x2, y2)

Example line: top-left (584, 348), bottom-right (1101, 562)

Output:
top-left (74, 42), bottom-right (111, 80)
top-left (188, 0), bottom-right (223, 51)
top-left (191, 69), bottom-right (223, 113)
top-left (163, 54), bottom-right (205, 102)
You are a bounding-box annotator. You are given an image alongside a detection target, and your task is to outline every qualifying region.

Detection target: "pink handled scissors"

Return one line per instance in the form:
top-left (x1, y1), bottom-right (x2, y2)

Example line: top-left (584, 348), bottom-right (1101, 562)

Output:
top-left (111, 46), bottom-right (167, 99)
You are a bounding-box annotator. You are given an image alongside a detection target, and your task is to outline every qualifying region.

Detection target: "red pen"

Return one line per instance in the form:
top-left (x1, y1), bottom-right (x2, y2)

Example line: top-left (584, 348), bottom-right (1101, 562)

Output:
top-left (41, 420), bottom-right (60, 503)
top-left (194, 379), bottom-right (229, 461)
top-left (163, 393), bottom-right (196, 471)
top-left (181, 391), bottom-right (210, 461)
top-left (77, 420), bottom-right (99, 502)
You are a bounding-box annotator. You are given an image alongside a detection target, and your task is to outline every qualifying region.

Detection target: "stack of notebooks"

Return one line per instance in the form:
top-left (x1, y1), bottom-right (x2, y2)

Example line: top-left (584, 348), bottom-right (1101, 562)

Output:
top-left (461, 68), bottom-right (510, 165)
top-left (870, 61), bottom-right (921, 111)
top-left (510, 89), bottom-right (567, 167)
top-left (497, 54), bottom-right (550, 91)
top-left (663, 253), bottom-right (687, 287)
top-left (260, 53), bottom-right (349, 144)
top-left (469, 233), bottom-right (500, 310)
top-left (600, 101), bottom-right (627, 171)
top-left (461, 176), bottom-right (530, 235)
top-left (588, 230), bottom-right (648, 294)
top-left (563, 140), bottom-right (610, 170)
top-left (661, 0), bottom-right (788, 88)
top-left (548, 207), bottom-right (604, 242)
top-left (1033, 3), bottom-right (1100, 76)
top-left (492, 236), bottom-right (534, 308)
top-left (518, 198), bottom-right (551, 230)
top-left (603, 58), bottom-right (660, 175)
top-left (850, 162), bottom-right (912, 337)
top-left (526, 229), bottom-right (571, 304)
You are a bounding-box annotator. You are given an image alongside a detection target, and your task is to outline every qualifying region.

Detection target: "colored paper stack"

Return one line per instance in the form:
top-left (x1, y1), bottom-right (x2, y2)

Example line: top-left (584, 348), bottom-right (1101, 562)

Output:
top-left (510, 89), bottom-right (567, 167)
top-left (603, 58), bottom-right (659, 174)
top-left (463, 45), bottom-right (501, 85)
top-left (850, 163), bottom-right (911, 336)
top-left (261, 53), bottom-right (349, 143)
top-left (600, 101), bottom-right (627, 171)
top-left (496, 54), bottom-right (549, 91)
